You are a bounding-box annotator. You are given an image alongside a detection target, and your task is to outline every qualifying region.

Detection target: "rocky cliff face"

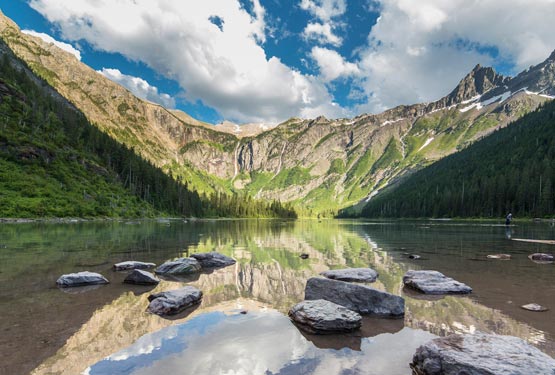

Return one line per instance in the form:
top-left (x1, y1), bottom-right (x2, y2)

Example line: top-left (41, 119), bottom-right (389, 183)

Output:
top-left (1, 10), bottom-right (554, 215)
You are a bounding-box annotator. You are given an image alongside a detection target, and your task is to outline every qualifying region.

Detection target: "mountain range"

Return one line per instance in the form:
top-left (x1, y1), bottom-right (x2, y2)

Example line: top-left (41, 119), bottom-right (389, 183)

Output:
top-left (1, 10), bottom-right (554, 217)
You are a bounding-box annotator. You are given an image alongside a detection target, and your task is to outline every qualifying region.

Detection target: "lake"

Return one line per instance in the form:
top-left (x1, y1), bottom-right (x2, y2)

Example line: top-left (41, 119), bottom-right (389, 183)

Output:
top-left (1, 219), bottom-right (554, 375)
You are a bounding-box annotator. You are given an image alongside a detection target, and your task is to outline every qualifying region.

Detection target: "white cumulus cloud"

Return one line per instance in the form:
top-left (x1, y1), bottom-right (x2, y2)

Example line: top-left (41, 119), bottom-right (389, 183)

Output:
top-left (22, 29), bottom-right (81, 60)
top-left (311, 47), bottom-right (360, 82)
top-left (303, 22), bottom-right (342, 47)
top-left (353, 0), bottom-right (555, 114)
top-left (98, 68), bottom-right (176, 109)
top-left (28, 0), bottom-right (346, 123)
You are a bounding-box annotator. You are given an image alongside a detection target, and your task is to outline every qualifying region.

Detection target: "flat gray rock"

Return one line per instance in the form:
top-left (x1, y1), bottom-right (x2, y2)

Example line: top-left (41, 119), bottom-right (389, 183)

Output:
top-left (147, 286), bottom-right (202, 316)
top-left (56, 271), bottom-right (109, 287)
top-left (528, 253), bottom-right (554, 263)
top-left (289, 299), bottom-right (362, 334)
top-left (190, 252), bottom-right (236, 268)
top-left (304, 277), bottom-right (404, 317)
top-left (521, 303), bottom-right (549, 312)
top-left (155, 257), bottom-right (201, 275)
top-left (411, 333), bottom-right (555, 375)
top-left (320, 268), bottom-right (378, 282)
top-left (124, 270), bottom-right (159, 285)
top-left (113, 261), bottom-right (156, 271)
top-left (487, 254), bottom-right (511, 260)
top-left (403, 270), bottom-right (472, 295)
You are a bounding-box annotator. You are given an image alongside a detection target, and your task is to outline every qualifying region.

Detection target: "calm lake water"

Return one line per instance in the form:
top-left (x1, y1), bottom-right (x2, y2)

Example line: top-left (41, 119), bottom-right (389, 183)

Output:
top-left (1, 219), bottom-right (554, 375)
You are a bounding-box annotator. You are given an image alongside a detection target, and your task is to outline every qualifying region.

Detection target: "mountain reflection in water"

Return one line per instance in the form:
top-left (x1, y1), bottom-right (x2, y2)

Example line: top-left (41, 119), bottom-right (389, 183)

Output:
top-left (0, 219), bottom-right (553, 375)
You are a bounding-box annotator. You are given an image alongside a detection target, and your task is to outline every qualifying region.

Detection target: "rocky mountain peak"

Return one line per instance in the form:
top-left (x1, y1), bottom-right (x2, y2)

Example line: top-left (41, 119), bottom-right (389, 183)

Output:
top-left (444, 64), bottom-right (507, 106)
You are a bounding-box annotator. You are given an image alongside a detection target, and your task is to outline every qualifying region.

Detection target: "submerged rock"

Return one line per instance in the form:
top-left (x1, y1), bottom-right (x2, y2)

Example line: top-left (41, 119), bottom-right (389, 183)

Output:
top-left (56, 271), bottom-right (109, 287)
top-left (304, 277), bottom-right (404, 317)
top-left (190, 252), bottom-right (236, 268)
top-left (147, 286), bottom-right (203, 316)
top-left (155, 257), bottom-right (201, 275)
top-left (289, 299), bottom-right (362, 334)
top-left (521, 303), bottom-right (549, 312)
top-left (320, 268), bottom-right (378, 282)
top-left (403, 270), bottom-right (472, 295)
top-left (528, 253), bottom-right (554, 263)
top-left (113, 261), bottom-right (156, 271)
top-left (487, 254), bottom-right (511, 260)
top-left (124, 270), bottom-right (160, 285)
top-left (410, 332), bottom-right (555, 375)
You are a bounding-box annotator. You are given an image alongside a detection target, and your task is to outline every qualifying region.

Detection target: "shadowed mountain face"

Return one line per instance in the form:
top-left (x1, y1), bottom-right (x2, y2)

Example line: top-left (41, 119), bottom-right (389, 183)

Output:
top-left (1, 10), bottom-right (554, 215)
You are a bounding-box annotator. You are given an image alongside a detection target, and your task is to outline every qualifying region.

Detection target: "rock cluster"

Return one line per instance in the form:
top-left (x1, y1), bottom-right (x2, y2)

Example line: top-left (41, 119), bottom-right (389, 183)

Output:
top-left (289, 267), bottom-right (405, 334)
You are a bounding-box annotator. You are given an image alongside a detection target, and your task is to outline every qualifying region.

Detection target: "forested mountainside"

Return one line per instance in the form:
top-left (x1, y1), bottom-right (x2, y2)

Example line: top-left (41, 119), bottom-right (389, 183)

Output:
top-left (0, 39), bottom-right (296, 218)
top-left (1, 11), bottom-right (554, 217)
top-left (355, 100), bottom-right (555, 219)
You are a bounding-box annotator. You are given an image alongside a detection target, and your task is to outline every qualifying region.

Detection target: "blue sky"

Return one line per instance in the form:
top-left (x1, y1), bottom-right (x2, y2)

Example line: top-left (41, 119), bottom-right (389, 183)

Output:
top-left (2, 1), bottom-right (555, 124)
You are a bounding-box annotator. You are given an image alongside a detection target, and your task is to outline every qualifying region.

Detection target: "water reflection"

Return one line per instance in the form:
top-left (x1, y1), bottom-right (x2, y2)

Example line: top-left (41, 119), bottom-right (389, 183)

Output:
top-left (0, 219), bottom-right (554, 375)
top-left (85, 310), bottom-right (434, 375)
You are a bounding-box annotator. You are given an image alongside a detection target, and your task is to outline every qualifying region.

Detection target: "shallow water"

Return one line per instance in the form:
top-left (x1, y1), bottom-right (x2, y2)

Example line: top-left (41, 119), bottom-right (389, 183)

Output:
top-left (1, 219), bottom-right (554, 375)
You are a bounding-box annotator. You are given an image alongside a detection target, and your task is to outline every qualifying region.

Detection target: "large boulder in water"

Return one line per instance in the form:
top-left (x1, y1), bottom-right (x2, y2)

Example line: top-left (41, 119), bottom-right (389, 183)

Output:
top-left (320, 267), bottom-right (378, 282)
top-left (56, 271), bottom-right (109, 287)
top-left (190, 252), bottom-right (236, 268)
top-left (304, 277), bottom-right (404, 317)
top-left (124, 270), bottom-right (159, 285)
top-left (147, 286), bottom-right (203, 316)
top-left (155, 257), bottom-right (201, 275)
top-left (410, 332), bottom-right (555, 375)
top-left (289, 299), bottom-right (361, 334)
top-left (403, 270), bottom-right (472, 295)
top-left (113, 261), bottom-right (155, 271)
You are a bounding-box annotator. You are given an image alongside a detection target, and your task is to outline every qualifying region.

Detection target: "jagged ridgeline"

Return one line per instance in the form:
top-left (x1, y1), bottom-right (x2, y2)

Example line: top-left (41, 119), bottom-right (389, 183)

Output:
top-left (0, 40), bottom-right (296, 218)
top-left (356, 100), bottom-right (555, 218)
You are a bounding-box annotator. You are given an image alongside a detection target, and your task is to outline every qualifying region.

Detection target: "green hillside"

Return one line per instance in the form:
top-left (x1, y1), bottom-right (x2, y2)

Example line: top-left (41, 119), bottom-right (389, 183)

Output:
top-left (0, 42), bottom-right (296, 219)
top-left (355, 100), bottom-right (555, 218)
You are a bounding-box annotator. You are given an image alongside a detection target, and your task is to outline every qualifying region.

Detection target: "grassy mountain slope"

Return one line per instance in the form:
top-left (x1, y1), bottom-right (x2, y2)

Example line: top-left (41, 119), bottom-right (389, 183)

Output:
top-left (0, 42), bottom-right (159, 217)
top-left (356, 100), bottom-right (555, 218)
top-left (0, 39), bottom-right (296, 219)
